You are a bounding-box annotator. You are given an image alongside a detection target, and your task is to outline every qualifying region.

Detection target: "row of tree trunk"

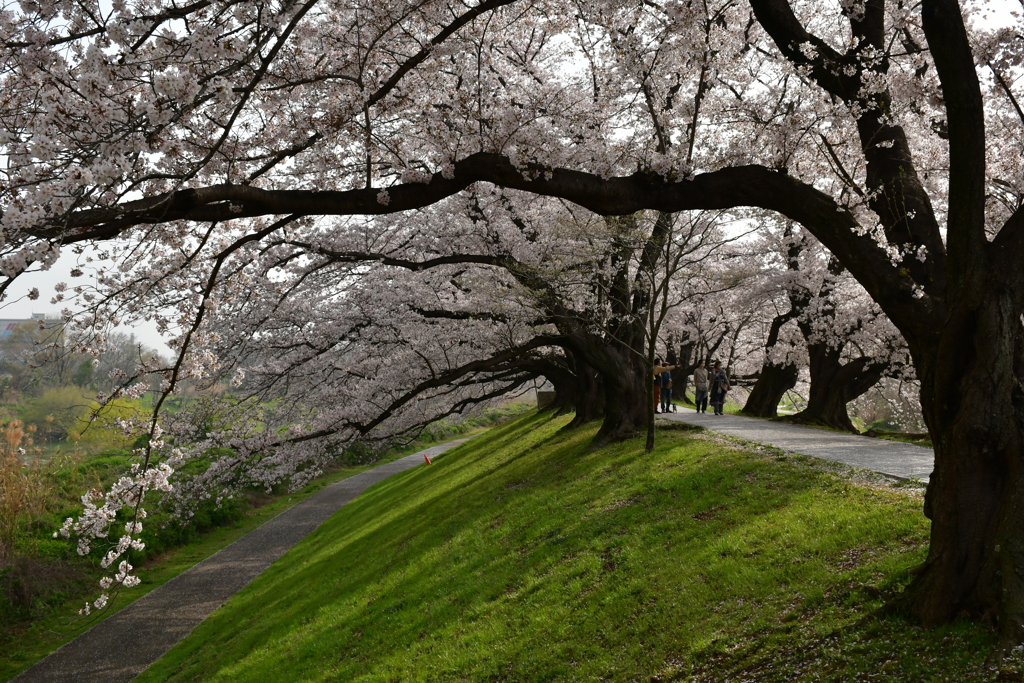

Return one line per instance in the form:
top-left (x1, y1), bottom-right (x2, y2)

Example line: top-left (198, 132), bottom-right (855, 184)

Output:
top-left (541, 323), bottom-right (891, 441)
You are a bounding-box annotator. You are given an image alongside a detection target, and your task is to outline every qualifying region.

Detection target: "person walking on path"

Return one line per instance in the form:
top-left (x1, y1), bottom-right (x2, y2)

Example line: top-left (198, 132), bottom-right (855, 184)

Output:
top-left (709, 360), bottom-right (730, 415)
top-left (692, 360), bottom-right (710, 413)
top-left (658, 365), bottom-right (676, 413)
top-left (652, 358), bottom-right (682, 414)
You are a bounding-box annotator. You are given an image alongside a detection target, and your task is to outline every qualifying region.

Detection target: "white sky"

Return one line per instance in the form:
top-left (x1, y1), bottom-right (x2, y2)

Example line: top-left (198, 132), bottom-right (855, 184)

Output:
top-left (0, 250), bottom-right (173, 355)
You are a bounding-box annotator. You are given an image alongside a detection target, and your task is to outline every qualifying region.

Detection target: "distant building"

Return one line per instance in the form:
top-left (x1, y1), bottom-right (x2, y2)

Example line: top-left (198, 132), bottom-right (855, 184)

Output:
top-left (0, 313), bottom-right (47, 338)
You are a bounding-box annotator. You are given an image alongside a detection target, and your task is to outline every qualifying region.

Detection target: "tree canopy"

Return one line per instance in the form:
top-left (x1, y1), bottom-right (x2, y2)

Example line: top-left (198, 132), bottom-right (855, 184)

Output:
top-left (4, 0), bottom-right (1024, 647)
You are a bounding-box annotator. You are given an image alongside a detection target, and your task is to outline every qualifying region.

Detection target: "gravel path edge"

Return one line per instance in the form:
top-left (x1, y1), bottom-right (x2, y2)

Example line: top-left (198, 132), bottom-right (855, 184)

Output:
top-left (658, 409), bottom-right (933, 482)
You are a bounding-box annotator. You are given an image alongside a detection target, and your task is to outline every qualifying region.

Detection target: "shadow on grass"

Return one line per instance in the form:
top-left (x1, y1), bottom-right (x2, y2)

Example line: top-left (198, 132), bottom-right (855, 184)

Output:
top-left (135, 410), bottom-right (997, 683)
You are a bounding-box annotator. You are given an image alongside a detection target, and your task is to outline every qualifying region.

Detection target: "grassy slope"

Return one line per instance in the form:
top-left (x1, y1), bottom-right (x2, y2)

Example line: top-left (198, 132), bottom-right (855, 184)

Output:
top-left (2, 405), bottom-right (530, 681)
top-left (136, 413), bottom-right (1013, 682)
top-left (0, 453), bottom-right (419, 682)
top-left (2, 423), bottom-right (511, 682)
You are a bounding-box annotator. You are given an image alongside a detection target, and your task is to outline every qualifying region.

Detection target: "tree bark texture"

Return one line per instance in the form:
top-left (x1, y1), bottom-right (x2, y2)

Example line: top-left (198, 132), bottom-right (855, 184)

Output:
top-left (566, 359), bottom-right (604, 428)
top-left (667, 336), bottom-right (696, 406)
top-left (742, 361), bottom-right (798, 418)
top-left (743, 310), bottom-right (798, 418)
top-left (785, 343), bottom-right (886, 432)
top-left (588, 342), bottom-right (648, 445)
top-left (901, 288), bottom-right (1024, 646)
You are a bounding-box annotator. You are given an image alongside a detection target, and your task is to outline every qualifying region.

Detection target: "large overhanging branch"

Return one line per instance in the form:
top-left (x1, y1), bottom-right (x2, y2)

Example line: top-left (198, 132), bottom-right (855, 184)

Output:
top-left (272, 241), bottom-right (573, 319)
top-left (281, 333), bottom-right (564, 445)
top-left (49, 152), bottom-right (939, 340)
top-left (746, 0), bottom-right (859, 99)
top-left (748, 0), bottom-right (947, 296)
top-left (47, 157), bottom-right (842, 233)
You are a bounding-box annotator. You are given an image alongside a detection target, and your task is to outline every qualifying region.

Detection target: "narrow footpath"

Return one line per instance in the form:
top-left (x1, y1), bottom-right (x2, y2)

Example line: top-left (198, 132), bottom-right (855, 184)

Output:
top-left (11, 439), bottom-right (469, 683)
top-left (659, 409), bottom-right (934, 482)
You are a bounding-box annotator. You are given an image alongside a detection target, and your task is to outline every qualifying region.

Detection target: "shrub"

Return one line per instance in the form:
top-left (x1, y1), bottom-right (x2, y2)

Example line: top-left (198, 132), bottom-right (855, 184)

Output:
top-left (19, 386), bottom-right (92, 443)
top-left (71, 397), bottom-right (146, 449)
top-left (0, 421), bottom-right (44, 561)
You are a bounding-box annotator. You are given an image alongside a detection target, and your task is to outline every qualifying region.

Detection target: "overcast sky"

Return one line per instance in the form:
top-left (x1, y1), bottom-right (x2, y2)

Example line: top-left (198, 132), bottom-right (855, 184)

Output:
top-left (0, 250), bottom-right (172, 355)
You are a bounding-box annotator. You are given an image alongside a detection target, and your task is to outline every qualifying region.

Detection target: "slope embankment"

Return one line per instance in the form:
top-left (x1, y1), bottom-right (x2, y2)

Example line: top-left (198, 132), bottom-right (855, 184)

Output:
top-left (134, 413), bottom-right (1013, 682)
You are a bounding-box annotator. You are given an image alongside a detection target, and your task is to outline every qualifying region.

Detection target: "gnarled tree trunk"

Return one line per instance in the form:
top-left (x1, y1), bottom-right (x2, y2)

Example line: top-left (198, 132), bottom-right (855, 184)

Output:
top-left (743, 361), bottom-right (798, 417)
top-left (593, 344), bottom-right (648, 444)
top-left (787, 343), bottom-right (886, 431)
top-left (900, 289), bottom-right (1024, 646)
top-left (743, 310), bottom-right (798, 417)
top-left (566, 358), bottom-right (604, 428)
top-left (667, 335), bottom-right (696, 406)
top-left (555, 332), bottom-right (648, 444)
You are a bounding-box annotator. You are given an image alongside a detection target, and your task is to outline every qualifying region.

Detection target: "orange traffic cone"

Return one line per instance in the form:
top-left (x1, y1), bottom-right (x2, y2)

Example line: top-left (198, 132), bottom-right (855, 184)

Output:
top-left (423, 453), bottom-right (432, 465)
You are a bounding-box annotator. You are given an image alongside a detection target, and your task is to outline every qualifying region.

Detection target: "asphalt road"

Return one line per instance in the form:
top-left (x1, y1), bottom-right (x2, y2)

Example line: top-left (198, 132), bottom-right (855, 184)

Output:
top-left (659, 408), bottom-right (933, 482)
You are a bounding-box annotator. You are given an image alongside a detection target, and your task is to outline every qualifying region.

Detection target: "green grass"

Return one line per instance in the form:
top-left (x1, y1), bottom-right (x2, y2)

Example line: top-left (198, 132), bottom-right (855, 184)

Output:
top-left (1, 403), bottom-right (531, 682)
top-left (865, 430), bottom-right (933, 449)
top-left (0, 449), bottom-right (418, 681)
top-left (132, 412), bottom-right (1016, 682)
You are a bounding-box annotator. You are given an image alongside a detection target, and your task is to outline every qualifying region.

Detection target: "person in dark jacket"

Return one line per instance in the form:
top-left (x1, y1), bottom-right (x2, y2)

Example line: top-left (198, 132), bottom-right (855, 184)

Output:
top-left (658, 366), bottom-right (675, 413)
top-left (709, 360), bottom-right (730, 415)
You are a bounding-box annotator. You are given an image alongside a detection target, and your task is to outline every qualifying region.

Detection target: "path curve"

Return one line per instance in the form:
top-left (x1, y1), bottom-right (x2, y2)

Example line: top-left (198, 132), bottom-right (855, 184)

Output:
top-left (659, 409), bottom-right (933, 482)
top-left (11, 439), bottom-right (469, 683)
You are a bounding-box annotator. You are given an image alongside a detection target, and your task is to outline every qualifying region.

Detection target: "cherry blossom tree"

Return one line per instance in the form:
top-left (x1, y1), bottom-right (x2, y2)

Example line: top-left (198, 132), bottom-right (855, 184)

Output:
top-left (660, 242), bottom-right (763, 403)
top-left (739, 221), bottom-right (912, 429)
top-left (785, 257), bottom-right (911, 432)
top-left (4, 0), bottom-right (1024, 644)
top-left (738, 223), bottom-right (807, 417)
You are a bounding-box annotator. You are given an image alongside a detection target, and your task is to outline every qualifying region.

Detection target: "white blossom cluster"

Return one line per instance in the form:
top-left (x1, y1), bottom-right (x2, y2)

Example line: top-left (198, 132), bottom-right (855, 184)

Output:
top-left (55, 458), bottom-right (173, 612)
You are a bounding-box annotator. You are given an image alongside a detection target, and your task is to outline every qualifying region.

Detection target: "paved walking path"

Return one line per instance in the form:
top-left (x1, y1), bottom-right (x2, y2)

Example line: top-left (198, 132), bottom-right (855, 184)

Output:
top-left (659, 409), bottom-right (933, 482)
top-left (11, 439), bottom-right (470, 683)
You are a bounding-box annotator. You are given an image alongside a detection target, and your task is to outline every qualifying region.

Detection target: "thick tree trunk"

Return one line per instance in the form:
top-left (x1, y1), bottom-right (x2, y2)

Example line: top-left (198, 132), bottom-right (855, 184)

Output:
top-left (743, 310), bottom-right (797, 417)
top-left (787, 343), bottom-right (885, 432)
top-left (671, 364), bottom-right (697, 406)
top-left (566, 360), bottom-right (604, 428)
top-left (742, 361), bottom-right (798, 417)
top-left (594, 345), bottom-right (647, 445)
top-left (516, 351), bottom-right (604, 424)
top-left (516, 355), bottom-right (576, 416)
top-left (558, 334), bottom-right (647, 444)
top-left (667, 337), bottom-right (696, 406)
top-left (786, 342), bottom-right (846, 427)
top-left (901, 295), bottom-right (1024, 646)
top-left (544, 375), bottom-right (575, 416)
top-left (548, 391), bottom-right (574, 415)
